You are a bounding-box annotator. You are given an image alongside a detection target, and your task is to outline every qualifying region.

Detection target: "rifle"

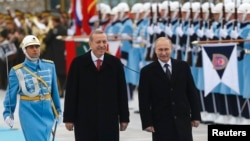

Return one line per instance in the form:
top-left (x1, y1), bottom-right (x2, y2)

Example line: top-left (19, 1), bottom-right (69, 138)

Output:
top-left (167, 0), bottom-right (171, 26)
top-left (195, 0), bottom-right (204, 67)
top-left (156, 3), bottom-right (161, 23)
top-left (95, 3), bottom-right (102, 30)
top-left (175, 1), bottom-right (183, 61)
top-left (151, 3), bottom-right (162, 60)
top-left (145, 2), bottom-right (154, 61)
top-left (185, 1), bottom-right (193, 66)
top-left (199, 1), bottom-right (203, 30)
top-left (208, 1), bottom-right (213, 29)
top-left (222, 1), bottom-right (226, 30)
top-left (233, 2), bottom-right (237, 30)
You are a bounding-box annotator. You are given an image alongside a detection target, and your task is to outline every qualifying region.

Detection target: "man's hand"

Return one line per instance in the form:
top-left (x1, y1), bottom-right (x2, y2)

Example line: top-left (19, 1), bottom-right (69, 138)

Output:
top-left (144, 126), bottom-right (155, 132)
top-left (65, 122), bottom-right (74, 131)
top-left (191, 120), bottom-right (200, 128)
top-left (120, 122), bottom-right (128, 131)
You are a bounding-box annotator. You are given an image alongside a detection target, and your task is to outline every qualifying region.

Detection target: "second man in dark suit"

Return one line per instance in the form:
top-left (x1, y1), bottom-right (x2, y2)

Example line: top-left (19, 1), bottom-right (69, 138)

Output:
top-left (138, 37), bottom-right (201, 141)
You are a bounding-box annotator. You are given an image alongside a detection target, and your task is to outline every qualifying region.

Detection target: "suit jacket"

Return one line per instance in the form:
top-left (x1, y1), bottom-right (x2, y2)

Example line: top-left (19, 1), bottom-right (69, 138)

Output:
top-left (63, 51), bottom-right (129, 141)
top-left (139, 58), bottom-right (201, 141)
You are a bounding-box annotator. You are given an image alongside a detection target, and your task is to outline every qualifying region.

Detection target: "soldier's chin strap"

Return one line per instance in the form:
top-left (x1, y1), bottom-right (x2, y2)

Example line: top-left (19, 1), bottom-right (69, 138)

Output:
top-left (22, 47), bottom-right (39, 62)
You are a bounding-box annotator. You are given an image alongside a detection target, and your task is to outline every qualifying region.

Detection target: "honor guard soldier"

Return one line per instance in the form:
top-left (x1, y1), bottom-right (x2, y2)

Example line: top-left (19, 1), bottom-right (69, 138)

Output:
top-left (117, 2), bottom-right (135, 100)
top-left (3, 35), bottom-right (62, 141)
top-left (127, 3), bottom-right (149, 100)
top-left (238, 1), bottom-right (250, 124)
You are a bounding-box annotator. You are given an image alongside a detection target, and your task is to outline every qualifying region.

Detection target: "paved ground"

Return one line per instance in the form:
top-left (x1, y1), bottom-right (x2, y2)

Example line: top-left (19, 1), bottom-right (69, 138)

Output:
top-left (0, 89), bottom-right (208, 141)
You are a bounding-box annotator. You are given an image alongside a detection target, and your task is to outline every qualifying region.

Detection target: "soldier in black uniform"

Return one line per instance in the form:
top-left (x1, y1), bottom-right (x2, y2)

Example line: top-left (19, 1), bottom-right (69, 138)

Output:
top-left (42, 14), bottom-right (67, 97)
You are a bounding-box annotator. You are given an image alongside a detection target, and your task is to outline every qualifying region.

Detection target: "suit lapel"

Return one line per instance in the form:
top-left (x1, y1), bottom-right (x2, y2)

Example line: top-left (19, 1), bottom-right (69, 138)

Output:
top-left (170, 59), bottom-right (179, 86)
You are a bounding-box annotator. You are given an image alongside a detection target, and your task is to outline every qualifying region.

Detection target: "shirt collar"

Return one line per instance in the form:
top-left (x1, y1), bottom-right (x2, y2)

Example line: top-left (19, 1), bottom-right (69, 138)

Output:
top-left (158, 59), bottom-right (171, 68)
top-left (91, 51), bottom-right (104, 62)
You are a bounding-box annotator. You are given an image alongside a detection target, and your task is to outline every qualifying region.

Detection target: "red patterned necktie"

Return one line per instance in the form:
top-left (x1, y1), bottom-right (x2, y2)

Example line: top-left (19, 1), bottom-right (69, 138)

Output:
top-left (96, 59), bottom-right (102, 71)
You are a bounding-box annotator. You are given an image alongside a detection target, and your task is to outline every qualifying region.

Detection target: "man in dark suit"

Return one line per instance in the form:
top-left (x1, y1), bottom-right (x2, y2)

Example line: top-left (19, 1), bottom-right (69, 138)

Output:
top-left (138, 37), bottom-right (201, 141)
top-left (63, 30), bottom-right (130, 141)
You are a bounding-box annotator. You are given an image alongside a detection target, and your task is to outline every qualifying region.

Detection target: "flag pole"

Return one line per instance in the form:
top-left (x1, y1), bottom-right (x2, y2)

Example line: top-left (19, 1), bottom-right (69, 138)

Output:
top-left (192, 39), bottom-right (250, 45)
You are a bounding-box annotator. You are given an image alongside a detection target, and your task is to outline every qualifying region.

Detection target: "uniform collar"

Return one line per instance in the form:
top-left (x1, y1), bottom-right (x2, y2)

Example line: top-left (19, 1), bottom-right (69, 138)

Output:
top-left (23, 58), bottom-right (42, 70)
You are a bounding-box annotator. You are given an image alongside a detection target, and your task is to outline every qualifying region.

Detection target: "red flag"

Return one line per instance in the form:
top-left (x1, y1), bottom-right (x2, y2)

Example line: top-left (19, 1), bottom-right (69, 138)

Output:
top-left (65, 40), bottom-right (76, 75)
top-left (65, 39), bottom-right (90, 75)
top-left (82, 0), bottom-right (97, 35)
top-left (70, 0), bottom-right (83, 35)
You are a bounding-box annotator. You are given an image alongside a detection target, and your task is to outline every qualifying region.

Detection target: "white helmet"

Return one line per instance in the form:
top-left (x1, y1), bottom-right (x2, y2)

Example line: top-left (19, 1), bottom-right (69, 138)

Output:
top-left (131, 3), bottom-right (144, 14)
top-left (143, 2), bottom-right (151, 12)
top-left (117, 2), bottom-right (130, 12)
top-left (192, 2), bottom-right (201, 19)
top-left (151, 3), bottom-right (161, 13)
top-left (192, 2), bottom-right (201, 12)
top-left (20, 35), bottom-right (40, 61)
top-left (97, 3), bottom-right (107, 11)
top-left (100, 4), bottom-right (111, 21)
top-left (238, 3), bottom-right (250, 21)
top-left (202, 2), bottom-right (215, 13)
top-left (20, 35), bottom-right (40, 49)
top-left (213, 3), bottom-right (223, 13)
top-left (238, 3), bottom-right (250, 13)
top-left (170, 1), bottom-right (180, 12)
top-left (161, 1), bottom-right (172, 11)
top-left (225, 2), bottom-right (235, 13)
top-left (110, 6), bottom-right (118, 15)
top-left (99, 3), bottom-right (111, 14)
top-left (143, 2), bottom-right (151, 18)
top-left (182, 2), bottom-right (191, 12)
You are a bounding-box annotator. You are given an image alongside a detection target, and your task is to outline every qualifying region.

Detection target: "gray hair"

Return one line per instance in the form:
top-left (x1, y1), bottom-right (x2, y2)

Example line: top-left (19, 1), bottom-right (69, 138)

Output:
top-left (89, 29), bottom-right (106, 42)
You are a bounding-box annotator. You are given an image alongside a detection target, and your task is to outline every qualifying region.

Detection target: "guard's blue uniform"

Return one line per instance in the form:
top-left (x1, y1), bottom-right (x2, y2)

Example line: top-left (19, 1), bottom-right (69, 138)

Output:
top-left (3, 58), bottom-right (62, 141)
top-left (127, 19), bottom-right (148, 89)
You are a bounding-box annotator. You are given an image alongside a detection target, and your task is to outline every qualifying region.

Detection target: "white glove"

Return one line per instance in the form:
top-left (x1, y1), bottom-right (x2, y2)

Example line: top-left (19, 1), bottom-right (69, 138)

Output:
top-left (230, 29), bottom-right (238, 39)
top-left (154, 25), bottom-right (162, 34)
top-left (174, 44), bottom-right (181, 51)
top-left (121, 33), bottom-right (131, 40)
top-left (56, 113), bottom-right (63, 125)
top-left (165, 25), bottom-right (173, 37)
top-left (145, 41), bottom-right (151, 48)
top-left (197, 28), bottom-right (204, 38)
top-left (206, 28), bottom-right (214, 39)
top-left (136, 36), bottom-right (143, 42)
top-left (147, 25), bottom-right (154, 35)
top-left (176, 26), bottom-right (184, 37)
top-left (220, 26), bottom-right (228, 38)
top-left (188, 25), bottom-right (194, 36)
top-left (5, 116), bottom-right (14, 128)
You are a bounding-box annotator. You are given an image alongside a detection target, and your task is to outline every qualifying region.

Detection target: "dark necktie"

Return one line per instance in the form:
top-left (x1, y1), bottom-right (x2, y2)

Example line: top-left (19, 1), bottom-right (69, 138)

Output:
top-left (96, 59), bottom-right (102, 71)
top-left (164, 64), bottom-right (171, 80)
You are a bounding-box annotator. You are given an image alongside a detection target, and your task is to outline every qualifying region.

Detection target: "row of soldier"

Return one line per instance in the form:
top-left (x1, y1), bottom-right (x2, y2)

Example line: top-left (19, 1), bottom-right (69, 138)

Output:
top-left (89, 0), bottom-right (250, 125)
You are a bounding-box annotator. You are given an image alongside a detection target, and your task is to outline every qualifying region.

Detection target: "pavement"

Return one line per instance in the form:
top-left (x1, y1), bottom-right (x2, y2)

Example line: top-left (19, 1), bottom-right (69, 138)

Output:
top-left (0, 89), bottom-right (208, 141)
